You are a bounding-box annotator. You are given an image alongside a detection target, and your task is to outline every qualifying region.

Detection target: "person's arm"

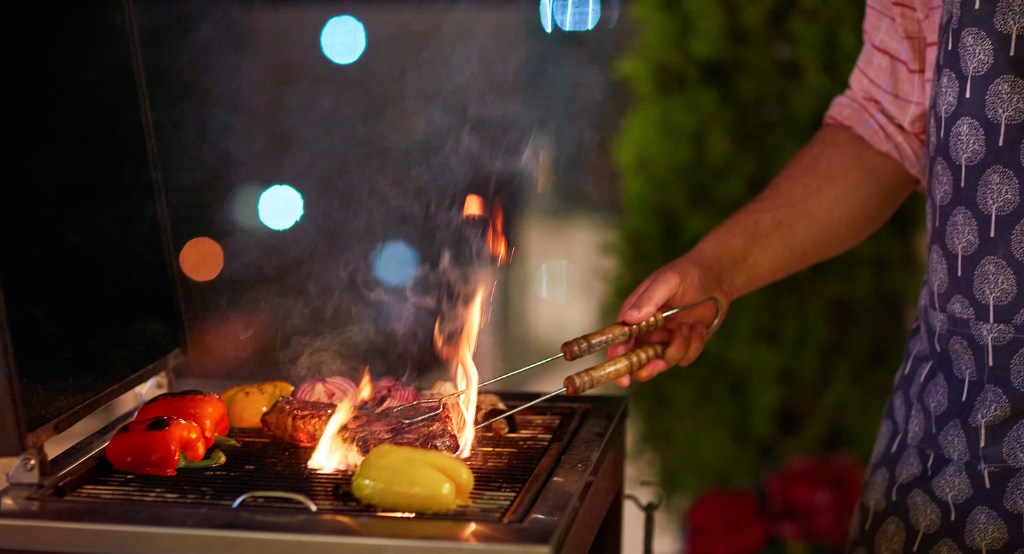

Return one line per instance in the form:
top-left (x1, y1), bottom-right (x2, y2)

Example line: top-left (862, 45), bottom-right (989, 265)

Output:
top-left (609, 123), bottom-right (919, 385)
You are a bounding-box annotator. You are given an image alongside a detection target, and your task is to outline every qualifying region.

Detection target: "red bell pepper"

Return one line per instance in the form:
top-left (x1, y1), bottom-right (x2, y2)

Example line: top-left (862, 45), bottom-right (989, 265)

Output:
top-left (135, 390), bottom-right (230, 448)
top-left (104, 416), bottom-right (221, 476)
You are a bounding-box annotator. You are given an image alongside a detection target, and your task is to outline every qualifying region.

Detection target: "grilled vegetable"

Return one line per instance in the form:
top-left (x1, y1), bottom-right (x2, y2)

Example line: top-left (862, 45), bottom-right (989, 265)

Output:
top-left (104, 416), bottom-right (225, 476)
top-left (135, 390), bottom-right (230, 447)
top-left (294, 376), bottom-right (357, 405)
top-left (219, 381), bottom-right (294, 428)
top-left (369, 377), bottom-right (419, 410)
top-left (351, 444), bottom-right (474, 512)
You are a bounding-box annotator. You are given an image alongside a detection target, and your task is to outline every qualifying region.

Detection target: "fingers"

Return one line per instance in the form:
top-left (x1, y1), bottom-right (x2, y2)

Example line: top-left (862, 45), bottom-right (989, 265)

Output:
top-left (619, 271), bottom-right (682, 323)
top-left (630, 358), bottom-right (670, 383)
top-left (610, 258), bottom-right (724, 387)
top-left (606, 340), bottom-right (634, 361)
top-left (612, 323), bottom-right (709, 388)
top-left (679, 324), bottom-right (709, 366)
top-left (659, 324), bottom-right (690, 369)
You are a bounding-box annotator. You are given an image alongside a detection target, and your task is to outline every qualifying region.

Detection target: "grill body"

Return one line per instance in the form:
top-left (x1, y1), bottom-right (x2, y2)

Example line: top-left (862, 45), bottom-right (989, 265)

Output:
top-left (0, 393), bottom-right (625, 554)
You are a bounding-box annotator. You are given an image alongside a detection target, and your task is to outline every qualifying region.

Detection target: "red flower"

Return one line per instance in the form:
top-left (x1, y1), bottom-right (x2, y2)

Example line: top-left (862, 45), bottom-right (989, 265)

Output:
top-left (762, 454), bottom-right (864, 550)
top-left (685, 489), bottom-right (771, 554)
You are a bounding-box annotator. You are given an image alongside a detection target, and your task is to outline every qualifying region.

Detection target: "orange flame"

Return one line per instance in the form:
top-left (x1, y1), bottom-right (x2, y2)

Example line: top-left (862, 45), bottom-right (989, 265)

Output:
top-left (357, 367), bottom-right (373, 403)
top-left (454, 288), bottom-right (484, 457)
top-left (307, 368), bottom-right (373, 471)
top-left (463, 194), bottom-right (509, 265)
top-left (486, 204), bottom-right (508, 265)
top-left (307, 398), bottom-right (363, 471)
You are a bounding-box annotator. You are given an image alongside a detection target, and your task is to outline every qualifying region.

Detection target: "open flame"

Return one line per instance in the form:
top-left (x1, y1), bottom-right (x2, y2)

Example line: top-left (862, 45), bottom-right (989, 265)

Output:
top-left (462, 194), bottom-right (510, 265)
top-left (435, 286), bottom-right (485, 458)
top-left (357, 367), bottom-right (373, 403)
top-left (454, 287), bottom-right (484, 457)
top-left (308, 199), bottom-right (501, 469)
top-left (307, 398), bottom-right (362, 471)
top-left (306, 367), bottom-right (375, 471)
top-left (486, 203), bottom-right (509, 265)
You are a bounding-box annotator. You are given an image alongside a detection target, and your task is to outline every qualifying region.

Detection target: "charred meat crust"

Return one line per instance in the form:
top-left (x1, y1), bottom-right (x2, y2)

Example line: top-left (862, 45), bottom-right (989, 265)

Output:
top-left (340, 405), bottom-right (459, 456)
top-left (261, 397), bottom-right (459, 455)
top-left (260, 397), bottom-right (335, 447)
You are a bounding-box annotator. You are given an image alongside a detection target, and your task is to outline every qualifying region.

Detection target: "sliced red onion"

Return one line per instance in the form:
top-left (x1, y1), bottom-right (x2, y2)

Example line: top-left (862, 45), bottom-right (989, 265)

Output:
top-left (371, 377), bottom-right (419, 410)
top-left (294, 376), bottom-right (357, 405)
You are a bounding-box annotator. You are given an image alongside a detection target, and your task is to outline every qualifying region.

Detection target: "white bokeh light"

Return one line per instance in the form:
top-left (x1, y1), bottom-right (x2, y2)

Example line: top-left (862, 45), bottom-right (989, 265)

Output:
top-left (320, 15), bottom-right (367, 65)
top-left (257, 184), bottom-right (304, 231)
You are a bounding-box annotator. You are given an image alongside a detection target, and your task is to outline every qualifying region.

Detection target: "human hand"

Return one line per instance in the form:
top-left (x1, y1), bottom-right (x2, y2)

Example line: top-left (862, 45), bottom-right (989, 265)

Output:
top-left (607, 256), bottom-right (727, 386)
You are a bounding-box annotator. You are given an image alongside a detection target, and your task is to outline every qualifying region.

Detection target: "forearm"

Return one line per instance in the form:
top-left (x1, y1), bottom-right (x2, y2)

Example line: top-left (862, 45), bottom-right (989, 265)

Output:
top-left (613, 124), bottom-right (921, 377)
top-left (690, 124), bottom-right (919, 303)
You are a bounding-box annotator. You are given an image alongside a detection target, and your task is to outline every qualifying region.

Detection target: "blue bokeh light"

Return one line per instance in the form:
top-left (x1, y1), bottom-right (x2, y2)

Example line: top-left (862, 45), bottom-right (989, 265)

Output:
top-left (540, 0), bottom-right (554, 33)
top-left (320, 15), bottom-right (367, 65)
top-left (371, 240), bottom-right (420, 287)
top-left (541, 0), bottom-right (601, 32)
top-left (257, 184), bottom-right (304, 231)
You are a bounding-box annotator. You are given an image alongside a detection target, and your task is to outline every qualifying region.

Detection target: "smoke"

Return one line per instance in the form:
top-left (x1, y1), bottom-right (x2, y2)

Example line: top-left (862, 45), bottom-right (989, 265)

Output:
top-left (143, 3), bottom-right (595, 382)
top-left (268, 170), bottom-right (519, 385)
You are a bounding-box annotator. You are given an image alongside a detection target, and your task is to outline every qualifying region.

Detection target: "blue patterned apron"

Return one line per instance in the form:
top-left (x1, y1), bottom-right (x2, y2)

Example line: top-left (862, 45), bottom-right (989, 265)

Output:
top-left (847, 1), bottom-right (1024, 551)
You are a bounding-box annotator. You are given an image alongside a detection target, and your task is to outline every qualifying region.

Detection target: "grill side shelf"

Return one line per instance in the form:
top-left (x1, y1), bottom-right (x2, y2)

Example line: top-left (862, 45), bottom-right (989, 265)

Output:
top-left (500, 405), bottom-right (586, 523)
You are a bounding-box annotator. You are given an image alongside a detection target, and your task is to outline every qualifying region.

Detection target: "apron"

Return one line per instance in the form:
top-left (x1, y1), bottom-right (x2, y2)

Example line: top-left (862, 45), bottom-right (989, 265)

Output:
top-left (847, 1), bottom-right (1024, 551)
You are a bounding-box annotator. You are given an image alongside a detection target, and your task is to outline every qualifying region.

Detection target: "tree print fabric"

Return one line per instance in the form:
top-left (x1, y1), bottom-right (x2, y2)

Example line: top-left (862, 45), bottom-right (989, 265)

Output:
top-left (847, 0), bottom-right (1024, 550)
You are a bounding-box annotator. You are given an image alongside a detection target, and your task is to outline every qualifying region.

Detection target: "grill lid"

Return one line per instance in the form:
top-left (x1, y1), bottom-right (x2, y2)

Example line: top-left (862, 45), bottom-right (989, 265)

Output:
top-left (1, 0), bottom-right (183, 456)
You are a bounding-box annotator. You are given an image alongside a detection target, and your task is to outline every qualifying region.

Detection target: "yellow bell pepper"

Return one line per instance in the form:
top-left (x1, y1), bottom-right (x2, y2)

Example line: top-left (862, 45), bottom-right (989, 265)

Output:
top-left (351, 444), bottom-right (474, 512)
top-left (219, 381), bottom-right (294, 428)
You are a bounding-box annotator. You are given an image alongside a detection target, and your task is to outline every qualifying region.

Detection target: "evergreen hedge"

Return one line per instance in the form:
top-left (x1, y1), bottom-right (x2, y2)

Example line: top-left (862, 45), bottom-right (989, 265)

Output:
top-left (611, 0), bottom-right (926, 498)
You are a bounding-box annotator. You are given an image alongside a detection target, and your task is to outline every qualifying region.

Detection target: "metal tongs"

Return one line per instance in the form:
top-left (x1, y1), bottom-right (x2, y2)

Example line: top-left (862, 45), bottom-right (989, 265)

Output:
top-left (391, 296), bottom-right (722, 428)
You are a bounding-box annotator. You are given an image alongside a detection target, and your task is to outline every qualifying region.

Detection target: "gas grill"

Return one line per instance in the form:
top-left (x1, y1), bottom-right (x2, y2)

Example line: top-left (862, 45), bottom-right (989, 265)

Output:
top-left (1, 0), bottom-right (632, 551)
top-left (2, 392), bottom-right (625, 553)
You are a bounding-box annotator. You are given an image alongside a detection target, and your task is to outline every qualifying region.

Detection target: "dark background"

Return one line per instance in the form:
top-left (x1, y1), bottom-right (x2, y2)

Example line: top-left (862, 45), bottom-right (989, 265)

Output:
top-left (135, 0), bottom-right (628, 384)
top-left (1, 0), bottom-right (630, 436)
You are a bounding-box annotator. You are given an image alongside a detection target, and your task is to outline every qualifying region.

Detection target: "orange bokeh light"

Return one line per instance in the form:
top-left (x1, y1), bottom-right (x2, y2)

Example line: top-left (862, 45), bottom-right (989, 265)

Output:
top-left (179, 236), bottom-right (224, 282)
top-left (462, 194), bottom-right (486, 218)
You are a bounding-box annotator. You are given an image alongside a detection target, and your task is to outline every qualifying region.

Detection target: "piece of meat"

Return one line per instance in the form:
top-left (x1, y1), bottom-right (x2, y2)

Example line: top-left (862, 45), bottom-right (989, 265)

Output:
top-left (261, 396), bottom-right (460, 456)
top-left (476, 393), bottom-right (515, 435)
top-left (261, 397), bottom-right (335, 446)
top-left (340, 402), bottom-right (459, 456)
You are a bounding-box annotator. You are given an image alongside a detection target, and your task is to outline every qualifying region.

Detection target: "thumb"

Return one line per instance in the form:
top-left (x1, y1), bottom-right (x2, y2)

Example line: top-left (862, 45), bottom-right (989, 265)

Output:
top-left (621, 272), bottom-right (683, 323)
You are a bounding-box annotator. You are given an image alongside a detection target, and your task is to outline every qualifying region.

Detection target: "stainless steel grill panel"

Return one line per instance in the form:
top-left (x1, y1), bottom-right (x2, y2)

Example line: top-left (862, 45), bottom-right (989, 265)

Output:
top-left (2, 395), bottom-right (625, 554)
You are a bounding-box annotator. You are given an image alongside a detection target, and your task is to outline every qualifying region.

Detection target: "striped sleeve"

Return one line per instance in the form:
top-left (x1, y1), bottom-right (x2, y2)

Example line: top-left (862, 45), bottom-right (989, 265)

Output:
top-left (824, 0), bottom-right (943, 187)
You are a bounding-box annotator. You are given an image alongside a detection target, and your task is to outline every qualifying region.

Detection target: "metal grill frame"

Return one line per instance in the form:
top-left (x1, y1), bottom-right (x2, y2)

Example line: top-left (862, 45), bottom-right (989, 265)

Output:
top-left (0, 392), bottom-right (626, 554)
top-left (60, 407), bottom-right (580, 522)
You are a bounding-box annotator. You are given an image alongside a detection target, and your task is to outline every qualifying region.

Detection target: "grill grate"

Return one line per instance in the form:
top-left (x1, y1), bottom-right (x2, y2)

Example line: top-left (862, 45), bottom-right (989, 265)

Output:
top-left (61, 406), bottom-right (575, 522)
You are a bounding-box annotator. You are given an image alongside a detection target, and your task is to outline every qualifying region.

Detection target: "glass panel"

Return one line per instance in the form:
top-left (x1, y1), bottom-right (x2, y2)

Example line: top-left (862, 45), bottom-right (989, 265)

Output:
top-left (2, 1), bottom-right (181, 441)
top-left (134, 0), bottom-right (627, 391)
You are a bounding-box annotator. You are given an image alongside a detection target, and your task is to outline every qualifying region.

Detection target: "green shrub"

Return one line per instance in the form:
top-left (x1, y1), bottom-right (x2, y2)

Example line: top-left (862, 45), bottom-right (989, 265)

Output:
top-left (611, 0), bottom-right (925, 497)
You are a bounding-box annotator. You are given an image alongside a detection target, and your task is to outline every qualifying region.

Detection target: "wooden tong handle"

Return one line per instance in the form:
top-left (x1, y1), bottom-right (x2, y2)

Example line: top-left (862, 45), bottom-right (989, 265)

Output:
top-left (563, 343), bottom-right (665, 395)
top-left (559, 312), bottom-right (665, 361)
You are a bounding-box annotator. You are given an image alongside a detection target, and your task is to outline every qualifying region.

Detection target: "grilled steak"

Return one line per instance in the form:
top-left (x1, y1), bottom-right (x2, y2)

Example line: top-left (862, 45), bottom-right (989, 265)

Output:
top-left (261, 397), bottom-right (335, 446)
top-left (340, 403), bottom-right (459, 456)
top-left (261, 396), bottom-right (459, 455)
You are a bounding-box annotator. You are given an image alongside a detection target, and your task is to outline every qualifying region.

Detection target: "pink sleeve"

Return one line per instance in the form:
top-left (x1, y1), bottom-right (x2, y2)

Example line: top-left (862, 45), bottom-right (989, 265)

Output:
top-left (823, 0), bottom-right (943, 188)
